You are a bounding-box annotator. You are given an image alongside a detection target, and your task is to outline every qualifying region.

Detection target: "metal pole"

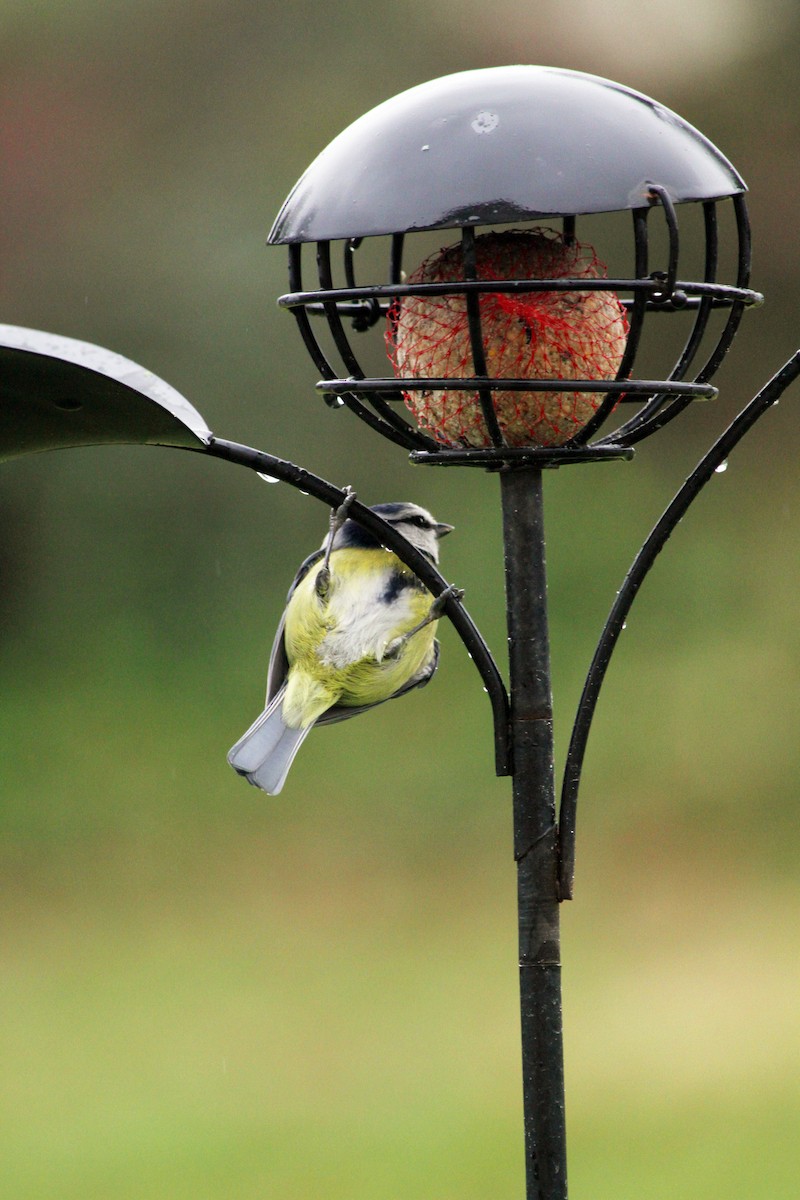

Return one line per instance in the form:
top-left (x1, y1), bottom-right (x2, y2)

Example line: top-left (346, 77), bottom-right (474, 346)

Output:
top-left (500, 466), bottom-right (567, 1200)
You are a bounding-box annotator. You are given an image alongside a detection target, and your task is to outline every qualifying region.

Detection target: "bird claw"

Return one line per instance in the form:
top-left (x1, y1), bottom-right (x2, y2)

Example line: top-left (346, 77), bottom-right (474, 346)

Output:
top-left (384, 584), bottom-right (464, 657)
top-left (332, 486), bottom-right (357, 531)
top-left (317, 487), bottom-right (357, 598)
top-left (428, 584), bottom-right (464, 619)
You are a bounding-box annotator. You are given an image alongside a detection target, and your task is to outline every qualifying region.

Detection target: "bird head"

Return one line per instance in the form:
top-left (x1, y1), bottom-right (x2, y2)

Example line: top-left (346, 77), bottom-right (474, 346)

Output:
top-left (332, 501), bottom-right (453, 564)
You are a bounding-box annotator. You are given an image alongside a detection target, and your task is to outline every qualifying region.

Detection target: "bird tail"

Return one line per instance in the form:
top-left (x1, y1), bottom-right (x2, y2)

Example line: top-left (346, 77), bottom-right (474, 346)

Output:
top-left (227, 683), bottom-right (313, 795)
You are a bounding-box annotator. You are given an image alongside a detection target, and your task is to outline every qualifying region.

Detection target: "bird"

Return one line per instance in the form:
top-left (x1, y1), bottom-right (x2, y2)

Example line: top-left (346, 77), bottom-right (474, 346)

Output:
top-left (227, 494), bottom-right (458, 794)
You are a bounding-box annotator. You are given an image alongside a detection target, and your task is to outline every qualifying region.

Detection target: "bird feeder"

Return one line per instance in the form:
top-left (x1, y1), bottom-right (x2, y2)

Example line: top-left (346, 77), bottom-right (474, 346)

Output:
top-left (265, 65), bottom-right (781, 1200)
top-left (268, 65), bottom-right (761, 468)
top-left (3, 63), bottom-right (797, 1200)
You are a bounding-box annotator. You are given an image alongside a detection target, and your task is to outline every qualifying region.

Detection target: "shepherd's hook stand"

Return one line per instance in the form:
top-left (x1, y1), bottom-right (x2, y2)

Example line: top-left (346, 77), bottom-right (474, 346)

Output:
top-left (501, 467), bottom-right (567, 1194)
top-left (3, 67), bottom-right (799, 1200)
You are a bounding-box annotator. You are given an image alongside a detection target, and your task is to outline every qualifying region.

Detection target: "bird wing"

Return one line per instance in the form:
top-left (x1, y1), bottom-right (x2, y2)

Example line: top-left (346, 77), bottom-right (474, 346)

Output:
top-left (265, 548), bottom-right (325, 706)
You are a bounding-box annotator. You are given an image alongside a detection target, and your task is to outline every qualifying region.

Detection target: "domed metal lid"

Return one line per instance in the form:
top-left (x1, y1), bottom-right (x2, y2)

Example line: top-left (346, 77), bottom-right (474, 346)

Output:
top-left (269, 66), bottom-right (745, 244)
top-left (0, 325), bottom-right (211, 462)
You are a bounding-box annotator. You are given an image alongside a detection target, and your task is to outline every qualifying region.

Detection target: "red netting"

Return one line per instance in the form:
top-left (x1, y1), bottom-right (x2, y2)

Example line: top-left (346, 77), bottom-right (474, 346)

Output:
top-left (385, 228), bottom-right (629, 448)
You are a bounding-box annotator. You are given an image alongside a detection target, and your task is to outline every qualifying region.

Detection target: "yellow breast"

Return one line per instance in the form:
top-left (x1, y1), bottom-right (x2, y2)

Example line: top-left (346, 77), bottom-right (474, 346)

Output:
top-left (282, 548), bottom-right (437, 726)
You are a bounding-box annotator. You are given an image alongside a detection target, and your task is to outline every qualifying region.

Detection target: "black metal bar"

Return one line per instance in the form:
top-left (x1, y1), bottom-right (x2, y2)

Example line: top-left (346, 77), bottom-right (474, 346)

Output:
top-left (558, 348), bottom-right (800, 899)
top-left (411, 444), bottom-right (633, 469)
top-left (286, 244), bottom-right (430, 450)
top-left (647, 185), bottom-right (680, 302)
top-left (365, 400), bottom-right (439, 448)
top-left (604, 203), bottom-right (719, 445)
top-left (287, 243), bottom-right (344, 402)
top-left (344, 238), bottom-right (383, 332)
top-left (673, 195), bottom-right (751, 389)
top-left (299, 294), bottom-right (754, 323)
top-left (198, 435), bottom-right (513, 775)
top-left (319, 376), bottom-right (718, 399)
top-left (288, 243), bottom-right (414, 446)
top-left (317, 240), bottom-right (365, 377)
top-left (385, 234), bottom-right (405, 344)
top-left (317, 241), bottom-right (435, 448)
top-left (389, 233), bottom-right (405, 284)
top-left (461, 226), bottom-right (506, 446)
top-left (594, 185), bottom-right (696, 442)
top-left (668, 199), bottom-right (718, 378)
top-left (343, 237), bottom-right (361, 290)
top-left (337, 397), bottom-right (433, 450)
top-left (568, 206), bottom-right (652, 446)
top-left (278, 277), bottom-right (762, 308)
top-left (601, 388), bottom-right (698, 446)
top-left (500, 467), bottom-right (567, 1200)
top-left (692, 192), bottom-right (751, 383)
top-left (605, 197), bottom-right (756, 448)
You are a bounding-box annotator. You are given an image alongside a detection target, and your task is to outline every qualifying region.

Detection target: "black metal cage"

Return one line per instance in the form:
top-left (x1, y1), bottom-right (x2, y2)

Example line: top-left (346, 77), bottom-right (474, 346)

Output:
top-left (269, 66), bottom-right (762, 469)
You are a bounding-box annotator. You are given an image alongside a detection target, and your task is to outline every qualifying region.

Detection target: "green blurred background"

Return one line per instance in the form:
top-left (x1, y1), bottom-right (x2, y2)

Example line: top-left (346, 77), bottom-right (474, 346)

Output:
top-left (1, 2), bottom-right (799, 1196)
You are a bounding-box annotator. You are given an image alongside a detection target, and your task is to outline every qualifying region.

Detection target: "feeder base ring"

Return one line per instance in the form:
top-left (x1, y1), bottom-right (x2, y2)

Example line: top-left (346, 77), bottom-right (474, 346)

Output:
top-left (409, 445), bottom-right (635, 469)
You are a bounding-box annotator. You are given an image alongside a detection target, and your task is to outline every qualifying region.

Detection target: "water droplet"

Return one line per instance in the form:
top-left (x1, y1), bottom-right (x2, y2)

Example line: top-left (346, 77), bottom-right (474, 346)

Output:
top-left (714, 460), bottom-right (728, 474)
top-left (257, 471), bottom-right (279, 484)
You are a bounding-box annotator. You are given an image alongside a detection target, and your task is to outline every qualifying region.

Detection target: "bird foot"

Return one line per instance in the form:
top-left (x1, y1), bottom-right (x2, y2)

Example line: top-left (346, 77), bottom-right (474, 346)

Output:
top-left (316, 486), bottom-right (357, 598)
top-left (330, 486), bottom-right (357, 537)
top-left (384, 585), bottom-right (464, 657)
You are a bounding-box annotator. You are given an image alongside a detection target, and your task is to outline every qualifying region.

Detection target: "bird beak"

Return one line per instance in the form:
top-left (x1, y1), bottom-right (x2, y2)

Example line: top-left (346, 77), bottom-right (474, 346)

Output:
top-left (435, 522), bottom-right (454, 538)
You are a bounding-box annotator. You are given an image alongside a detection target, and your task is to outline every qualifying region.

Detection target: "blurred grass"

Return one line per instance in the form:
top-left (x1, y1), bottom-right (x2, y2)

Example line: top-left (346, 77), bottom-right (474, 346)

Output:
top-left (2, 474), bottom-right (799, 1196)
top-left (2, 1), bottom-right (800, 1196)
top-left (2, 823), bottom-right (798, 1198)
top-left (2, 407), bottom-right (799, 1199)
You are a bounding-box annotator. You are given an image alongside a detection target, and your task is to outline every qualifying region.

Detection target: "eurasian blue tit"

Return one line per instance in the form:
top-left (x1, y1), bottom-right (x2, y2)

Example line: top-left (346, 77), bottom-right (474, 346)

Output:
top-left (227, 498), bottom-right (455, 794)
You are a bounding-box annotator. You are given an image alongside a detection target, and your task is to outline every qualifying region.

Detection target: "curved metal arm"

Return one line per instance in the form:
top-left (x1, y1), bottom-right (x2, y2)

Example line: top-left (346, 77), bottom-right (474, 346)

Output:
top-left (201, 436), bottom-right (512, 775)
top-left (0, 319), bottom-right (511, 773)
top-left (558, 349), bottom-right (800, 900)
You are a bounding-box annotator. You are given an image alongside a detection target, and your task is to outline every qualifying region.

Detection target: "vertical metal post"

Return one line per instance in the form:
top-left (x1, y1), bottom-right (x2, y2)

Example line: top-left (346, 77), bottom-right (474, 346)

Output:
top-left (500, 467), bottom-right (567, 1200)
